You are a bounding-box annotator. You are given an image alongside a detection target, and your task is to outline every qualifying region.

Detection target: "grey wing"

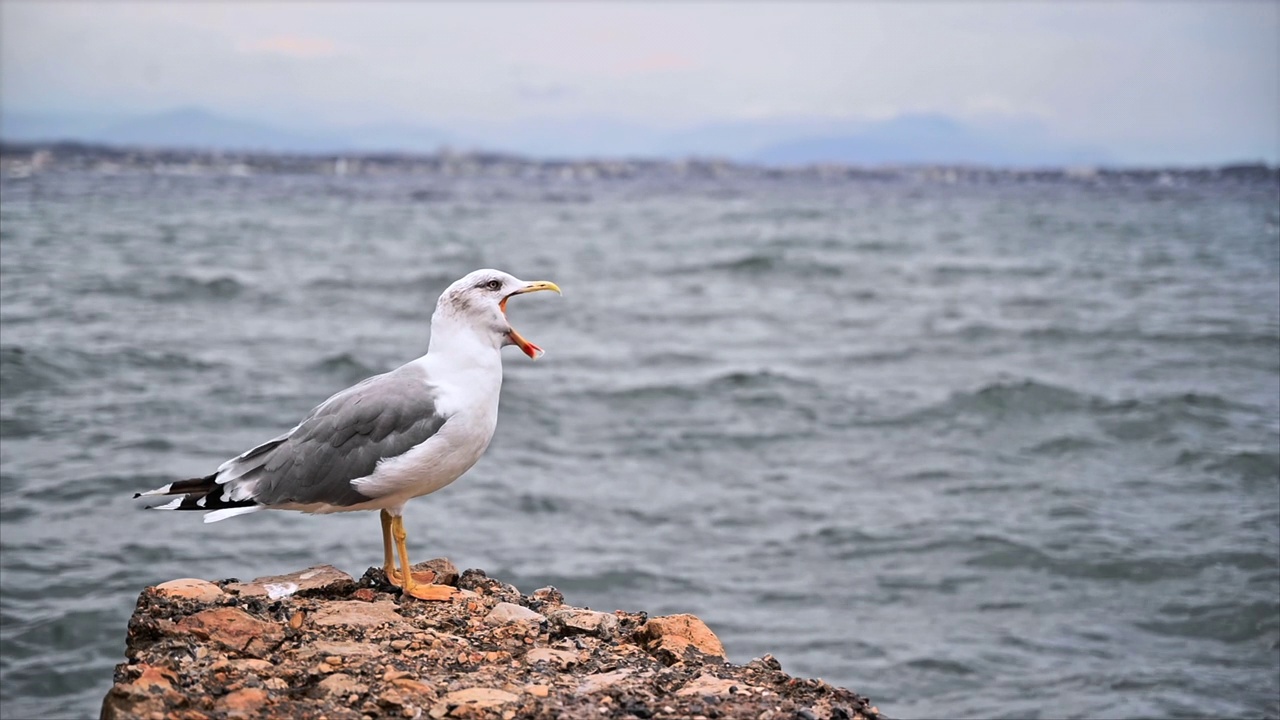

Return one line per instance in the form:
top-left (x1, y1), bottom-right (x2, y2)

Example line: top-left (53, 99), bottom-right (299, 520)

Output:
top-left (218, 364), bottom-right (447, 508)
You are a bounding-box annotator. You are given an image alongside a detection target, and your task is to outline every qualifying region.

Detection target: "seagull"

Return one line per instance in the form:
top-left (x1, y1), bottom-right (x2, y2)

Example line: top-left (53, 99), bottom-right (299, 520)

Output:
top-left (134, 269), bottom-right (561, 600)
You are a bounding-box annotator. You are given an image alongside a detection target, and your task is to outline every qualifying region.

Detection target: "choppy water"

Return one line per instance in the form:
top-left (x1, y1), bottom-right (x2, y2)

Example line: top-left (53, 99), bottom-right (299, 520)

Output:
top-left (1, 169), bottom-right (1277, 719)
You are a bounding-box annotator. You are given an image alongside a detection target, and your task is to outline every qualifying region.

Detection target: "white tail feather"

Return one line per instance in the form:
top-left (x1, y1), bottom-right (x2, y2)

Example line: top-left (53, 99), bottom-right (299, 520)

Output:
top-left (135, 483), bottom-right (174, 498)
top-left (203, 506), bottom-right (263, 523)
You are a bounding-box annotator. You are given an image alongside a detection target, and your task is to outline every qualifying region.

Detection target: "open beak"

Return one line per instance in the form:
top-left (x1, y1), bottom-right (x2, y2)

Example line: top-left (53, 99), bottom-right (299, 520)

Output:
top-left (500, 281), bottom-right (561, 360)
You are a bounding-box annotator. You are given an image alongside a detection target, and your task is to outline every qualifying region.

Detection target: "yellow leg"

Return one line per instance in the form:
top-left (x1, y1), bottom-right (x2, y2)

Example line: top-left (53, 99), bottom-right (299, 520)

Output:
top-left (390, 515), bottom-right (455, 601)
top-left (381, 510), bottom-right (402, 586)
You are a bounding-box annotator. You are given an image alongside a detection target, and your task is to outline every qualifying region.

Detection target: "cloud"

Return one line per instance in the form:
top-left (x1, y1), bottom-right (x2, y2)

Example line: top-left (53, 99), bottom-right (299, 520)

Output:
top-left (238, 34), bottom-right (338, 59)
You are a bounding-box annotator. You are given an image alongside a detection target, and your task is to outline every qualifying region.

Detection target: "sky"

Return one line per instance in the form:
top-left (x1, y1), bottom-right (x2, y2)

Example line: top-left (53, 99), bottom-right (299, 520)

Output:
top-left (1, 1), bottom-right (1277, 164)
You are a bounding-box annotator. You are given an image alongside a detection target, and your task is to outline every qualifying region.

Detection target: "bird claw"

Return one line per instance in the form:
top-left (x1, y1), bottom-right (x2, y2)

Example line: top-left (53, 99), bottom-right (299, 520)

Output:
top-left (384, 565), bottom-right (404, 587)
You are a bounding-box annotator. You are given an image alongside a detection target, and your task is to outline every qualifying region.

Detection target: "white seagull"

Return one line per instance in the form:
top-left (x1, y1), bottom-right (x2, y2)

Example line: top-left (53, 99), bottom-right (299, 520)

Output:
top-left (135, 269), bottom-right (561, 600)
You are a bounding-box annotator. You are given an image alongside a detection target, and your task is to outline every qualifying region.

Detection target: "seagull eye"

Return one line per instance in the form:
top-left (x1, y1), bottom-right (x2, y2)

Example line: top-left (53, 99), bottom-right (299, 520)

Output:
top-left (486, 280), bottom-right (502, 291)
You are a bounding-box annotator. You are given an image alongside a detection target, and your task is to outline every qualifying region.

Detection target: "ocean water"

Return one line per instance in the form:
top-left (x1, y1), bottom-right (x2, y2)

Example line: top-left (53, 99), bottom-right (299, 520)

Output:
top-left (1, 169), bottom-right (1277, 719)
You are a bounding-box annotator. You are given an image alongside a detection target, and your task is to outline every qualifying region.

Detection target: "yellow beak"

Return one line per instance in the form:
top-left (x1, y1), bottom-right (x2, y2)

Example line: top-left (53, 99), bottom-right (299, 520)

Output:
top-left (510, 281), bottom-right (562, 297)
top-left (501, 280), bottom-right (561, 360)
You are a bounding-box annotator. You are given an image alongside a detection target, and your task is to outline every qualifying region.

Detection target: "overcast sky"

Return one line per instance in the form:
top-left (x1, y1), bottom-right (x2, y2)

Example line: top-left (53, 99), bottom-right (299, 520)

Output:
top-left (2, 1), bottom-right (1276, 164)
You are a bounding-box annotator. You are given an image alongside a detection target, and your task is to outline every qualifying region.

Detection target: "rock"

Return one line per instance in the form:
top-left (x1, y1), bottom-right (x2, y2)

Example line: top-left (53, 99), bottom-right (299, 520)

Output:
top-left (318, 672), bottom-right (368, 697)
top-left (392, 677), bottom-right (435, 695)
top-left (99, 682), bottom-right (166, 720)
top-left (748, 654), bottom-right (783, 672)
top-left (530, 587), bottom-right (564, 606)
top-left (155, 578), bottom-right (226, 603)
top-left (412, 558), bottom-right (460, 586)
top-left (442, 687), bottom-right (519, 709)
top-left (225, 564), bottom-right (355, 599)
top-left (676, 674), bottom-right (752, 697)
top-left (104, 565), bottom-right (882, 720)
top-left (310, 600), bottom-right (405, 628)
top-left (134, 664), bottom-right (177, 691)
top-left (176, 607), bottom-right (284, 659)
top-left (548, 608), bottom-right (619, 640)
top-left (523, 647), bottom-right (579, 667)
top-left (577, 669), bottom-right (633, 694)
top-left (216, 687), bottom-right (269, 718)
top-left (484, 602), bottom-right (544, 626)
top-left (311, 640), bottom-right (381, 658)
top-left (640, 614), bottom-right (726, 664)
top-left (230, 658), bottom-right (275, 674)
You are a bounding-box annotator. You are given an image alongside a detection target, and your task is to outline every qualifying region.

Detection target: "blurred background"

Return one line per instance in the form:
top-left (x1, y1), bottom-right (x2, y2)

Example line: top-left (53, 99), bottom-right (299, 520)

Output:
top-left (1, 3), bottom-right (1277, 719)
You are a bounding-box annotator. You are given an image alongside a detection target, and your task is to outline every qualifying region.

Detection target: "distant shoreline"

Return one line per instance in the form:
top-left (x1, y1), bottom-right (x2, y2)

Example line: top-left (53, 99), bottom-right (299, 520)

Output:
top-left (2, 139), bottom-right (1276, 183)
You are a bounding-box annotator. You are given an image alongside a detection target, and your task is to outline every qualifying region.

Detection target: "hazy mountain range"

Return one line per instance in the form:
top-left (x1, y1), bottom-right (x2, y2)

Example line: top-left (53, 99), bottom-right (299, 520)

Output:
top-left (0, 106), bottom-right (1111, 167)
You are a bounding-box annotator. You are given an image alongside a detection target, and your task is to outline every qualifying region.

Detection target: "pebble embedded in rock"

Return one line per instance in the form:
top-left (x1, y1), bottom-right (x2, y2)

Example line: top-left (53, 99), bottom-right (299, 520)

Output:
top-left (310, 600), bottom-right (405, 628)
top-left (442, 687), bottom-right (519, 708)
top-left (484, 602), bottom-right (544, 626)
top-left (411, 558), bottom-right (460, 586)
top-left (530, 587), bottom-right (564, 606)
top-left (176, 607), bottom-right (285, 659)
top-left (311, 640), bottom-right (380, 658)
top-left (216, 687), bottom-right (269, 719)
top-left (318, 672), bottom-right (368, 697)
top-left (523, 647), bottom-right (579, 668)
top-left (641, 613), bottom-right (726, 664)
top-left (676, 674), bottom-right (753, 697)
top-left (548, 608), bottom-right (620, 640)
top-left (577, 669), bottom-right (634, 694)
top-left (226, 564), bottom-right (355, 599)
top-left (155, 578), bottom-right (226, 603)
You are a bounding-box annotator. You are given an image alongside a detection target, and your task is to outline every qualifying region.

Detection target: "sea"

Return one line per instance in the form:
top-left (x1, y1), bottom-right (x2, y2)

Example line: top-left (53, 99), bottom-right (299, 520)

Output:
top-left (1, 163), bottom-right (1277, 719)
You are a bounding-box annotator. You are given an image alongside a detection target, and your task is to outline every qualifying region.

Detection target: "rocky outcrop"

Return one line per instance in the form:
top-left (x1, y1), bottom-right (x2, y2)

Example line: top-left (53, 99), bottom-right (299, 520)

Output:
top-left (102, 562), bottom-right (882, 720)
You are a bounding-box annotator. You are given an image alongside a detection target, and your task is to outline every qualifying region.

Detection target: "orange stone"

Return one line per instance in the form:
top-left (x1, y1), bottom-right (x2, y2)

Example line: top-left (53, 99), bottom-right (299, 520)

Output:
top-left (176, 608), bottom-right (284, 659)
top-left (215, 688), bottom-right (268, 719)
top-left (640, 614), bottom-right (726, 662)
top-left (155, 579), bottom-right (225, 604)
top-left (135, 664), bottom-right (177, 691)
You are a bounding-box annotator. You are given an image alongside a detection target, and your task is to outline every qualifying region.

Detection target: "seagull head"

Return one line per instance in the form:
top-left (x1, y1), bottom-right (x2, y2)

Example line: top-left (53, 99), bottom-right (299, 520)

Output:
top-left (434, 269), bottom-right (561, 359)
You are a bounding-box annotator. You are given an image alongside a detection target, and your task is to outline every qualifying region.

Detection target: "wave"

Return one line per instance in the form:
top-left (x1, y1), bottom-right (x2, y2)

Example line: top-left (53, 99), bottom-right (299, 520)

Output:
top-left (667, 251), bottom-right (845, 278)
top-left (499, 568), bottom-right (704, 595)
top-left (1176, 449), bottom-right (1280, 486)
top-left (864, 380), bottom-right (1100, 428)
top-left (928, 322), bottom-right (1280, 357)
top-left (408, 188), bottom-right (455, 202)
top-left (932, 262), bottom-right (1057, 279)
top-left (595, 368), bottom-right (822, 403)
top-left (833, 347), bottom-right (918, 365)
top-left (1021, 326), bottom-right (1280, 352)
top-left (1136, 599), bottom-right (1280, 644)
top-left (0, 344), bottom-right (217, 397)
top-left (153, 274), bottom-right (248, 301)
top-left (964, 534), bottom-right (1278, 584)
top-left (308, 353), bottom-right (380, 384)
top-left (1025, 435), bottom-right (1108, 456)
top-left (84, 273), bottom-right (254, 302)
top-left (305, 270), bottom-right (457, 292)
top-left (0, 345), bottom-right (71, 397)
top-left (858, 379), bottom-right (1260, 443)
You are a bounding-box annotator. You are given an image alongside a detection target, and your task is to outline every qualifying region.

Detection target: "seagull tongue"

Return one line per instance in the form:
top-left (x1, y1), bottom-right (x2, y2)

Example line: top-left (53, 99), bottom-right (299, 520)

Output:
top-left (508, 329), bottom-right (543, 360)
